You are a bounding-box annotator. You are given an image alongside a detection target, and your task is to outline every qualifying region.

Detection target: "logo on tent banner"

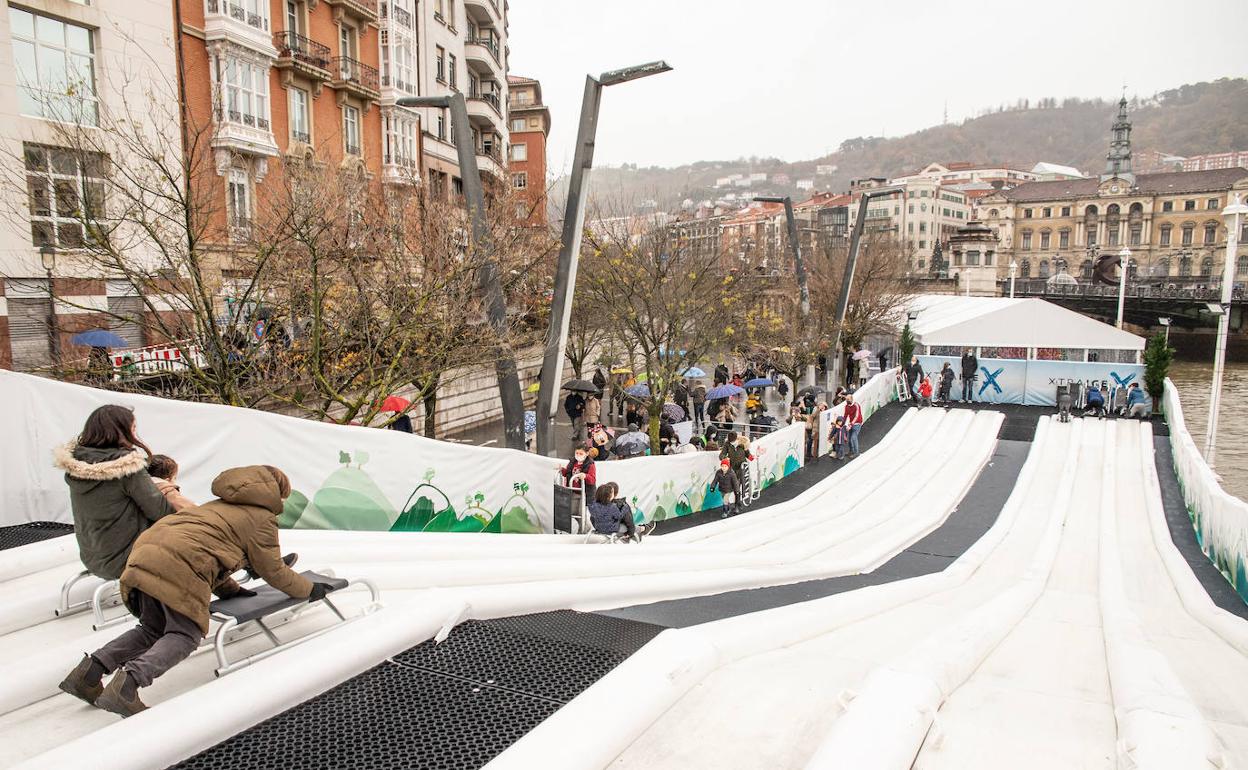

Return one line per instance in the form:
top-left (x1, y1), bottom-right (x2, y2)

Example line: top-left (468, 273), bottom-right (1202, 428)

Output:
top-left (979, 366), bottom-right (1004, 396)
top-left (1110, 371), bottom-right (1136, 388)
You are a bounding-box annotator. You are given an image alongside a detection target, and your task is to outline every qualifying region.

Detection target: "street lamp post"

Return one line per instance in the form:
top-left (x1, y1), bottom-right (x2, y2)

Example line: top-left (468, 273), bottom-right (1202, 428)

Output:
top-left (1203, 194), bottom-right (1248, 467)
top-left (1009, 259), bottom-right (1018, 298)
top-left (40, 245), bottom-right (59, 363)
top-left (397, 93), bottom-right (526, 450)
top-left (1158, 316), bottom-right (1171, 345)
top-left (1116, 246), bottom-right (1131, 329)
top-left (755, 195), bottom-right (813, 385)
top-left (534, 61), bottom-right (672, 457)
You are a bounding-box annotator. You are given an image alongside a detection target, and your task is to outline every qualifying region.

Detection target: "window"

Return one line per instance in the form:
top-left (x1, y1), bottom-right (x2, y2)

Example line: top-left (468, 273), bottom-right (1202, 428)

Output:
top-left (10, 7), bottom-right (98, 125)
top-left (919, 222), bottom-right (927, 233)
top-left (217, 54), bottom-right (270, 130)
top-left (1061, 206), bottom-right (1071, 216)
top-left (227, 168), bottom-right (251, 235)
top-left (1238, 255), bottom-right (1248, 277)
top-left (1160, 225), bottom-right (1171, 246)
top-left (435, 46), bottom-right (446, 82)
top-left (384, 112), bottom-right (417, 167)
top-left (1200, 256), bottom-right (1214, 277)
top-left (1039, 259), bottom-right (1050, 278)
top-left (1040, 231), bottom-right (1050, 249)
top-left (1042, 207), bottom-right (1051, 217)
top-left (436, 109), bottom-right (446, 140)
top-left (452, 176), bottom-right (463, 197)
top-left (1204, 223), bottom-right (1217, 245)
top-left (1059, 229), bottom-right (1070, 249)
top-left (1020, 259), bottom-right (1031, 277)
top-left (1208, 198), bottom-right (1220, 210)
top-left (1181, 225), bottom-right (1193, 246)
top-left (509, 143), bottom-right (527, 162)
top-left (1021, 231), bottom-right (1032, 250)
top-left (24, 143), bottom-right (106, 248)
top-left (512, 172), bottom-right (527, 189)
top-left (908, 204), bottom-right (914, 214)
top-left (1162, 200), bottom-right (1173, 212)
top-left (1080, 259), bottom-right (1093, 279)
top-left (285, 1), bottom-right (303, 34)
top-left (510, 118), bottom-right (525, 132)
top-left (289, 87), bottom-right (310, 142)
top-left (907, 222), bottom-right (913, 234)
top-left (448, 54), bottom-right (457, 89)
top-left (1086, 226), bottom-right (1097, 246)
top-left (339, 24), bottom-right (357, 59)
top-left (1179, 255), bottom-right (1192, 276)
top-left (918, 240), bottom-right (926, 249)
top-left (1107, 226), bottom-right (1118, 246)
top-left (1129, 226), bottom-right (1141, 246)
top-left (342, 104), bottom-right (360, 155)
top-left (1023, 208), bottom-right (1033, 218)
top-left (1184, 199), bottom-right (1195, 211)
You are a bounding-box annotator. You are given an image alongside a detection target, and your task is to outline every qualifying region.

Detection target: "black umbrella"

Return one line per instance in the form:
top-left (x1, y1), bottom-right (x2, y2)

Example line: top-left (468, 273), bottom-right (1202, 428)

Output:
top-left (561, 379), bottom-right (599, 393)
top-left (796, 385), bottom-right (826, 397)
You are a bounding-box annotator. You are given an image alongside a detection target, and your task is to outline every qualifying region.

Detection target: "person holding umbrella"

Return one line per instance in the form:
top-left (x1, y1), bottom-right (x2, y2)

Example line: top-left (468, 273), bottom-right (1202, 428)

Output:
top-left (614, 423), bottom-right (650, 458)
top-left (561, 379), bottom-right (597, 444)
top-left (673, 378), bottom-right (691, 418)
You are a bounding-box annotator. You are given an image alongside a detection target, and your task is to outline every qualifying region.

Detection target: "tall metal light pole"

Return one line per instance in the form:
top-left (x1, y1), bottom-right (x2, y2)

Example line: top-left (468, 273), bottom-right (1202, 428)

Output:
top-left (535, 61), bottom-right (672, 457)
top-left (1159, 316), bottom-right (1171, 345)
top-left (1009, 259), bottom-right (1018, 298)
top-left (398, 93), bottom-right (526, 450)
top-left (1203, 194), bottom-right (1247, 467)
top-left (755, 195), bottom-right (813, 385)
top-left (1116, 246), bottom-right (1131, 329)
top-left (40, 245), bottom-right (59, 363)
top-left (829, 187), bottom-right (900, 390)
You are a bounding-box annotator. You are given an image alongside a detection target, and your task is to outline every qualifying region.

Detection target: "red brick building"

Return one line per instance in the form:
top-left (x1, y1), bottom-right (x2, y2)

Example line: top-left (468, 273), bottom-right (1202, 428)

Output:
top-left (506, 75), bottom-right (550, 227)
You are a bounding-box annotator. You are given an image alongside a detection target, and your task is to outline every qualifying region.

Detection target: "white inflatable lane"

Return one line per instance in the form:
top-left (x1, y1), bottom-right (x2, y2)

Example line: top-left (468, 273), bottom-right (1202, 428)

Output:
top-left (602, 422), bottom-right (1074, 770)
top-left (1112, 422), bottom-right (1248, 764)
top-left (0, 406), bottom-right (1001, 766)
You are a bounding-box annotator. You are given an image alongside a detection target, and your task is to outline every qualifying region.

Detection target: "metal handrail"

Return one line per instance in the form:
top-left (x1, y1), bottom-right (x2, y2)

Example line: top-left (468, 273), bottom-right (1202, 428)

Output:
top-left (333, 56), bottom-right (379, 92)
top-left (272, 30), bottom-right (331, 71)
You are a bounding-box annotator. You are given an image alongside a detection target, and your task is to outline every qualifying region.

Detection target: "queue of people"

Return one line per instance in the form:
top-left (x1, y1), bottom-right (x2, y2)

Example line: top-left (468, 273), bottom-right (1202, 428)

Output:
top-left (53, 405), bottom-right (312, 717)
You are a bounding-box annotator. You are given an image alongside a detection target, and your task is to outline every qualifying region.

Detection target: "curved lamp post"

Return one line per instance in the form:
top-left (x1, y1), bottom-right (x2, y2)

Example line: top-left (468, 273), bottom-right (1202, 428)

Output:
top-left (1204, 194), bottom-right (1248, 467)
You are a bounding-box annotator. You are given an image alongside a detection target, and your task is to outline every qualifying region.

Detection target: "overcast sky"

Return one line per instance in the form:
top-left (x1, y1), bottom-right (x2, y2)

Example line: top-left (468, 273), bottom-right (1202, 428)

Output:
top-left (507, 0), bottom-right (1248, 174)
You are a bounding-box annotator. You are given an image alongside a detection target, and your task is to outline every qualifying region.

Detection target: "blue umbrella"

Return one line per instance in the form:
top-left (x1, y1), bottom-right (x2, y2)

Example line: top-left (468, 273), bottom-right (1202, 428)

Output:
top-left (71, 329), bottom-right (128, 348)
top-left (625, 383), bottom-right (651, 397)
top-left (523, 410), bottom-right (537, 434)
top-left (683, 366), bottom-right (707, 377)
top-left (744, 378), bottom-right (775, 388)
top-left (706, 384), bottom-right (744, 399)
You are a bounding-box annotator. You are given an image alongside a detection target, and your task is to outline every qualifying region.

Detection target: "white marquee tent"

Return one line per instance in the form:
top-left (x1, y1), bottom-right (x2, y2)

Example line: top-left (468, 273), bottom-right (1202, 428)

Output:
top-left (905, 295), bottom-right (1147, 405)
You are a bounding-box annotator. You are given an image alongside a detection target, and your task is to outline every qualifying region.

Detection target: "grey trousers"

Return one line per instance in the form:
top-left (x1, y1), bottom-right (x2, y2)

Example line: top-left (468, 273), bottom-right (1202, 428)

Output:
top-left (92, 589), bottom-right (201, 687)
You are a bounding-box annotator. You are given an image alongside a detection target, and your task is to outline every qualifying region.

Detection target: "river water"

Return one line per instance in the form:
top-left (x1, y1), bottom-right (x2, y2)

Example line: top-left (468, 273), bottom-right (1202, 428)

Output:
top-left (1167, 359), bottom-right (1248, 502)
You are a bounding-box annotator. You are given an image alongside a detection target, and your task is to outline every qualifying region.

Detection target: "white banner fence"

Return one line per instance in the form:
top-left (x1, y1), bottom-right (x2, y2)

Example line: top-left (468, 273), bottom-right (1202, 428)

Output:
top-left (1163, 378), bottom-right (1248, 604)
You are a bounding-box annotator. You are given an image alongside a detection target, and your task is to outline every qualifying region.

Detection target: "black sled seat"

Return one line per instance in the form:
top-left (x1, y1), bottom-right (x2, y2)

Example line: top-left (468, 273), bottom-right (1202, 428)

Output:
top-left (208, 569), bottom-right (381, 677)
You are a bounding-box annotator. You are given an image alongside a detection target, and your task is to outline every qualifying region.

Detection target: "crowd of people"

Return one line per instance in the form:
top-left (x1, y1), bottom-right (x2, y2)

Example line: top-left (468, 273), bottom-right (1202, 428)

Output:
top-left (53, 405), bottom-right (311, 717)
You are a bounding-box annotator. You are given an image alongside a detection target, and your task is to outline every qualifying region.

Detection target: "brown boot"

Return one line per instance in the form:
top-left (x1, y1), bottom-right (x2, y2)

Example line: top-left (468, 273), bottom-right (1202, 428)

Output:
top-left (94, 670), bottom-right (147, 717)
top-left (58, 654), bottom-right (105, 706)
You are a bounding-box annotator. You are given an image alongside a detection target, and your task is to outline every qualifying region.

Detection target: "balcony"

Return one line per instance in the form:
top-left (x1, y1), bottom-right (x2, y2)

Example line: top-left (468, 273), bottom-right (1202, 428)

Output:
top-left (332, 56), bottom-right (380, 102)
top-left (465, 37), bottom-right (502, 74)
top-left (272, 31), bottom-right (332, 81)
top-left (466, 92), bottom-right (502, 124)
top-left (382, 153), bottom-right (419, 185)
top-left (475, 147), bottom-right (504, 180)
top-left (204, 0), bottom-right (277, 56)
top-left (464, 0), bottom-right (500, 25)
top-left (378, 2), bottom-right (413, 29)
top-left (212, 106), bottom-right (279, 157)
top-left (379, 73), bottom-right (417, 100)
top-left (324, 0), bottom-right (379, 24)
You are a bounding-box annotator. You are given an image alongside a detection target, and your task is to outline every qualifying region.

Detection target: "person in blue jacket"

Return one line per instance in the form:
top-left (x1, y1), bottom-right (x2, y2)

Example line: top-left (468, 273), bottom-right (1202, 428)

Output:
top-left (1085, 384), bottom-right (1105, 418)
top-left (1126, 382), bottom-right (1149, 418)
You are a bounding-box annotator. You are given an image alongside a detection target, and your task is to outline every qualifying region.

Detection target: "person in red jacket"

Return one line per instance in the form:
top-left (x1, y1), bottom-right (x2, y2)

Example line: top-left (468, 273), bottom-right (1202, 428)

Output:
top-left (918, 376), bottom-right (933, 408)
top-left (843, 394), bottom-right (864, 458)
top-left (560, 443), bottom-right (597, 507)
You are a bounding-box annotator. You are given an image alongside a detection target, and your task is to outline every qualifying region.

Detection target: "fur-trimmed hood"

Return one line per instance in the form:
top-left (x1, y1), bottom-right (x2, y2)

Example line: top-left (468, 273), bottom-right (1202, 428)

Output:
top-left (53, 441), bottom-right (147, 481)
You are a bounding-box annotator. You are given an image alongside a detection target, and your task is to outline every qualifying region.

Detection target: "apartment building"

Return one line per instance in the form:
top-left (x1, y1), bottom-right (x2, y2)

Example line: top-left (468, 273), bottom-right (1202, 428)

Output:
top-left (506, 74), bottom-right (549, 226)
top-left (847, 178), bottom-right (971, 271)
top-left (0, 0), bottom-right (181, 370)
top-left (891, 161), bottom-right (1039, 189)
top-left (414, 0), bottom-right (509, 196)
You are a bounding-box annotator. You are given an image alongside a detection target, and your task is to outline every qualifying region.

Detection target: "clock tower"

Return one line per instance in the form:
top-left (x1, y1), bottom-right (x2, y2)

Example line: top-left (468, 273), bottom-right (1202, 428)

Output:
top-left (1101, 97), bottom-right (1135, 186)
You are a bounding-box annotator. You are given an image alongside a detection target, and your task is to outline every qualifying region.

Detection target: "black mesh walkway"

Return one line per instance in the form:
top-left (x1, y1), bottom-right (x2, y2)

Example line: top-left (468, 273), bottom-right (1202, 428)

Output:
top-left (0, 522), bottom-right (72, 551)
top-left (172, 610), bottom-right (663, 770)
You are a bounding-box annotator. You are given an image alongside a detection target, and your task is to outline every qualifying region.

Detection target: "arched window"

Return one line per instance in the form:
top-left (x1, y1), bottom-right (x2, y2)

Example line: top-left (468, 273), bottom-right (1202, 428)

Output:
top-left (1181, 223), bottom-right (1194, 246)
top-left (1020, 258), bottom-right (1031, 277)
top-left (1084, 205), bottom-right (1099, 218)
top-left (1200, 256), bottom-right (1214, 276)
top-left (1180, 255), bottom-right (1192, 276)
top-left (1156, 257), bottom-right (1170, 277)
top-left (1128, 202), bottom-right (1144, 216)
top-left (1080, 259), bottom-right (1093, 279)
top-left (1204, 222), bottom-right (1218, 245)
top-left (1055, 257), bottom-right (1068, 273)
top-left (1159, 224), bottom-right (1172, 246)
top-left (1106, 204), bottom-right (1120, 246)
top-left (1039, 259), bottom-right (1051, 278)
top-left (989, 208), bottom-right (999, 218)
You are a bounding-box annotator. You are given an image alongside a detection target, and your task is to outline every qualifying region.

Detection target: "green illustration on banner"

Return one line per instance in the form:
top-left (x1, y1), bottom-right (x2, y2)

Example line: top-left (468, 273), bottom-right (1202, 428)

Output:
top-left (495, 482), bottom-right (542, 534)
top-left (392, 469), bottom-right (452, 532)
top-left (285, 450), bottom-right (396, 531)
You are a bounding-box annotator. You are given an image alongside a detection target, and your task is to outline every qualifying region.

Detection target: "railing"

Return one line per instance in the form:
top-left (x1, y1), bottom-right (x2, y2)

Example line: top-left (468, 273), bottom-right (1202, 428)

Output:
top-left (380, 2), bottom-right (413, 27)
top-left (468, 36), bottom-right (501, 65)
top-left (291, 129), bottom-right (310, 143)
top-left (273, 31), bottom-right (331, 71)
top-left (345, 140), bottom-right (361, 156)
top-left (1004, 278), bottom-right (1246, 302)
top-left (207, 0), bottom-right (269, 31)
top-left (380, 74), bottom-right (417, 94)
top-left (334, 56), bottom-right (379, 93)
top-left (384, 153), bottom-right (417, 168)
top-left (469, 91), bottom-right (501, 115)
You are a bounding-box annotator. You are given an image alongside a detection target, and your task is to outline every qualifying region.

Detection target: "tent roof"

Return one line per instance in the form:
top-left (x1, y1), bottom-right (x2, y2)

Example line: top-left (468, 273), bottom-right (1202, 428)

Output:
top-left (907, 295), bottom-right (1145, 350)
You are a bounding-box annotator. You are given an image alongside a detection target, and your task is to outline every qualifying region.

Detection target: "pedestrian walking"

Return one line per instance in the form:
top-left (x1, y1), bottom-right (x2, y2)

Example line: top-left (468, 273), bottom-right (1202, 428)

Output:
top-left (674, 378), bottom-right (691, 417)
top-left (843, 393), bottom-right (864, 458)
top-left (691, 381), bottom-right (707, 429)
top-left (960, 348), bottom-right (979, 402)
top-left (564, 390), bottom-right (586, 443)
top-left (584, 390), bottom-right (602, 432)
top-left (713, 459), bottom-right (742, 517)
top-left (939, 362), bottom-right (955, 403)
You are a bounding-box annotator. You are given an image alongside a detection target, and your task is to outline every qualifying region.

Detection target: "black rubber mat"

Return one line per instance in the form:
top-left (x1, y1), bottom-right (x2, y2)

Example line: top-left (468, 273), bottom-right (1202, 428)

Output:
top-left (0, 522), bottom-right (73, 551)
top-left (171, 611), bottom-right (664, 770)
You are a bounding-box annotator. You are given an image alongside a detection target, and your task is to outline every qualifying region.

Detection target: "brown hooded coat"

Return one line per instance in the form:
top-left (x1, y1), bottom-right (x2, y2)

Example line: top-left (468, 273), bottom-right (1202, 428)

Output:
top-left (121, 466), bottom-right (313, 635)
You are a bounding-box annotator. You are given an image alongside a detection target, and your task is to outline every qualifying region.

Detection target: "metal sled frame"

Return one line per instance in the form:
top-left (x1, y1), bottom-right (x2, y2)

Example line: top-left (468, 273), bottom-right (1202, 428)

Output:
top-left (209, 572), bottom-right (382, 677)
top-left (54, 569), bottom-right (130, 630)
